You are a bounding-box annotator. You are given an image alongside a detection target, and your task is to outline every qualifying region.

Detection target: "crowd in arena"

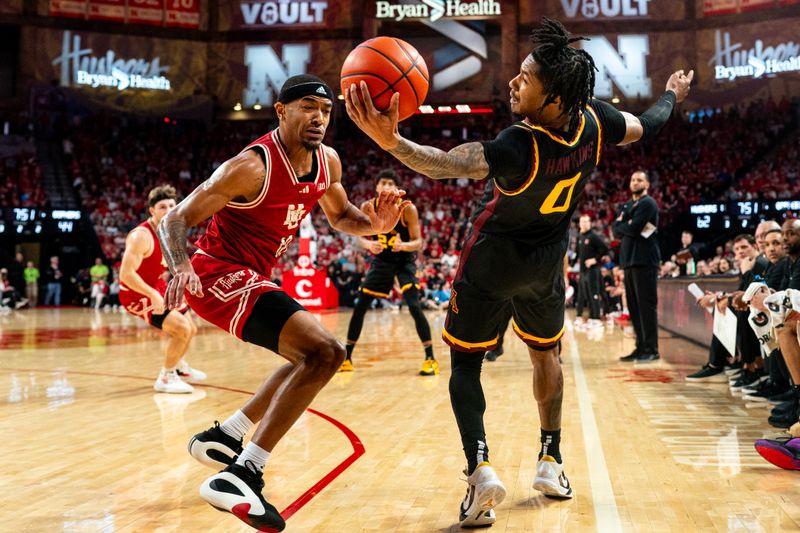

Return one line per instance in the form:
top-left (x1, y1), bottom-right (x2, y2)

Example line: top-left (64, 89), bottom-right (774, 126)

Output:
top-left (2, 96), bottom-right (798, 315)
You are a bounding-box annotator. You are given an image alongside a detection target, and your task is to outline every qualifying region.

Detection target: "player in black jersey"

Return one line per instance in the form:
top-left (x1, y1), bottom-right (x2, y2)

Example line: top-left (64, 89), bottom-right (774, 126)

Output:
top-left (340, 169), bottom-right (439, 376)
top-left (346, 18), bottom-right (692, 527)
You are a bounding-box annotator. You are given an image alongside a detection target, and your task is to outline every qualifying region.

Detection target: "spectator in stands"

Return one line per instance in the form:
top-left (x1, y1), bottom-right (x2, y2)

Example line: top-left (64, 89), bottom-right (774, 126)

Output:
top-left (0, 268), bottom-right (27, 309)
top-left (89, 257), bottom-right (110, 309)
top-left (43, 256), bottom-right (63, 306)
top-left (24, 260), bottom-right (39, 307)
top-left (675, 231), bottom-right (699, 276)
top-left (9, 253), bottom-right (25, 295)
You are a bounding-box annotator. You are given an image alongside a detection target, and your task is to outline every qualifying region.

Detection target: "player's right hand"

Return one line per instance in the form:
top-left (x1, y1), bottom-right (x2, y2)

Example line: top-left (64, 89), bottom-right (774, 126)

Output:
top-left (666, 69), bottom-right (693, 103)
top-left (165, 263), bottom-right (203, 310)
top-left (368, 241), bottom-right (384, 254)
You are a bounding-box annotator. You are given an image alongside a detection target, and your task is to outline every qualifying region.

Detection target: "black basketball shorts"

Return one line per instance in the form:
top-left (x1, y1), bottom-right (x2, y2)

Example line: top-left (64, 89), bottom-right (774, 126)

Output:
top-left (360, 259), bottom-right (419, 299)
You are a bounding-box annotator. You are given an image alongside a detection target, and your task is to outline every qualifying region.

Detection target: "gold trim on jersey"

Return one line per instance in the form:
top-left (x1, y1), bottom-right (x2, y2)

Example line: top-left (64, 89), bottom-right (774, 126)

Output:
top-left (519, 111), bottom-right (586, 146)
top-left (511, 319), bottom-right (564, 345)
top-left (442, 328), bottom-right (499, 351)
top-left (584, 104), bottom-right (603, 165)
top-left (495, 132), bottom-right (540, 197)
top-left (400, 283), bottom-right (420, 293)
top-left (361, 287), bottom-right (390, 298)
top-left (228, 143), bottom-right (272, 209)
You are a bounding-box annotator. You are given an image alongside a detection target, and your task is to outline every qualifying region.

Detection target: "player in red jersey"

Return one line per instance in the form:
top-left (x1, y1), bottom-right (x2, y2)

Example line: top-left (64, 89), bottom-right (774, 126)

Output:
top-left (158, 75), bottom-right (408, 532)
top-left (119, 185), bottom-right (204, 394)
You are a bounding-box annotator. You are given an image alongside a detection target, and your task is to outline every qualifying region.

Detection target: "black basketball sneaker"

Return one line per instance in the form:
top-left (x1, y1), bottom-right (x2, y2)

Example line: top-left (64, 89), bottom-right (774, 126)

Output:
top-left (200, 460), bottom-right (286, 531)
top-left (188, 421), bottom-right (244, 469)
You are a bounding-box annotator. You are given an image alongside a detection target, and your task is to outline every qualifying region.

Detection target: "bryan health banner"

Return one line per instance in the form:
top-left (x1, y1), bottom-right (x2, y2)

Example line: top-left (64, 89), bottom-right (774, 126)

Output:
top-left (22, 28), bottom-right (207, 110)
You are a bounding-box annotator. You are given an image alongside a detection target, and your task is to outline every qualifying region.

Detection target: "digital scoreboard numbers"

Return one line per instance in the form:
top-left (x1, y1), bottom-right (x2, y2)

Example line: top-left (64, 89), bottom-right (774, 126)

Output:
top-left (690, 200), bottom-right (800, 231)
top-left (2, 208), bottom-right (82, 236)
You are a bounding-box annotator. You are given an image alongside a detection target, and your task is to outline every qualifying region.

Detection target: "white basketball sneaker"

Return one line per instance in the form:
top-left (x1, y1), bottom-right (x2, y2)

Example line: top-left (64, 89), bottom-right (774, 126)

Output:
top-left (533, 455), bottom-right (573, 498)
top-left (458, 462), bottom-right (506, 527)
top-left (154, 370), bottom-right (194, 394)
top-left (177, 361), bottom-right (207, 382)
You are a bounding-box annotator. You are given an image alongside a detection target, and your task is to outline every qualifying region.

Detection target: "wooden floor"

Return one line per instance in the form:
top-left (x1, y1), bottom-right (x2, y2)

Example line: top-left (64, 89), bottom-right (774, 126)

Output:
top-left (2, 307), bottom-right (799, 533)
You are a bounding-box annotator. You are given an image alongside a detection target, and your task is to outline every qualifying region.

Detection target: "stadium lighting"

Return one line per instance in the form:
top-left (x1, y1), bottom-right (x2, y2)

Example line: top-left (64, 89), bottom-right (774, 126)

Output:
top-left (337, 94), bottom-right (345, 100)
top-left (611, 96), bottom-right (620, 104)
top-left (437, 106), bottom-right (452, 112)
top-left (253, 103), bottom-right (262, 110)
top-left (233, 103), bottom-right (242, 111)
top-left (456, 105), bottom-right (471, 113)
top-left (419, 105), bottom-right (435, 113)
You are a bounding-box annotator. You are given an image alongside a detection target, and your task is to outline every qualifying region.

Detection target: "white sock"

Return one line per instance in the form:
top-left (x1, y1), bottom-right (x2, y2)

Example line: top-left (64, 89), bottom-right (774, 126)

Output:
top-left (220, 409), bottom-right (254, 441)
top-left (160, 367), bottom-right (177, 375)
top-left (236, 441), bottom-right (270, 473)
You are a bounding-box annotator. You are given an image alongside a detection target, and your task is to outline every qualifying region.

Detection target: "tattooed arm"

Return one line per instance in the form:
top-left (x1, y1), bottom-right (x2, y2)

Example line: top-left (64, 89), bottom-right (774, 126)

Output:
top-left (344, 81), bottom-right (489, 181)
top-left (158, 149), bottom-right (265, 308)
top-left (388, 140), bottom-right (489, 181)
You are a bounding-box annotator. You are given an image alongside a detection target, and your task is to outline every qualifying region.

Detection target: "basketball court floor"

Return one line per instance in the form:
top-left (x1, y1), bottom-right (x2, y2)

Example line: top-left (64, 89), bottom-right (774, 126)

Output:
top-left (2, 308), bottom-right (798, 532)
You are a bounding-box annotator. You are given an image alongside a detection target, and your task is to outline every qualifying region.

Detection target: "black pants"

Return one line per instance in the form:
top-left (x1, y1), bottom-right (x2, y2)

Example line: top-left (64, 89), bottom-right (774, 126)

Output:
top-left (576, 267), bottom-right (602, 319)
top-left (735, 310), bottom-right (761, 365)
top-left (623, 266), bottom-right (658, 354)
top-left (709, 335), bottom-right (733, 367)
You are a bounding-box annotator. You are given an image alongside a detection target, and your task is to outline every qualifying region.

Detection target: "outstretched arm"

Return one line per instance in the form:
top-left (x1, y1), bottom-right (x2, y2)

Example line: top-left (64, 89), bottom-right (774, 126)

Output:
top-left (158, 149), bottom-right (266, 308)
top-left (616, 69), bottom-right (694, 145)
top-left (345, 82), bottom-right (489, 180)
top-left (318, 147), bottom-right (411, 236)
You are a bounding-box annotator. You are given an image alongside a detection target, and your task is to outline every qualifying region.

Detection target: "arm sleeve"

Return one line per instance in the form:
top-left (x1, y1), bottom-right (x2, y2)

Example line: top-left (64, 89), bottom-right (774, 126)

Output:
top-left (589, 99), bottom-right (627, 145)
top-left (637, 91), bottom-right (677, 141)
top-left (481, 125), bottom-right (533, 190)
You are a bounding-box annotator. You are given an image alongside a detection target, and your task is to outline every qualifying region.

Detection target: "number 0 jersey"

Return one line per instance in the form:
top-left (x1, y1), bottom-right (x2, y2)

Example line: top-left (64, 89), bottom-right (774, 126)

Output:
top-left (474, 104), bottom-right (604, 247)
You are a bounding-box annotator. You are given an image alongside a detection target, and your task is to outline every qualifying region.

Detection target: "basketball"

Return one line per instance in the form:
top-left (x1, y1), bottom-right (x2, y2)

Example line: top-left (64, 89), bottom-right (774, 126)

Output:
top-left (340, 36), bottom-right (429, 122)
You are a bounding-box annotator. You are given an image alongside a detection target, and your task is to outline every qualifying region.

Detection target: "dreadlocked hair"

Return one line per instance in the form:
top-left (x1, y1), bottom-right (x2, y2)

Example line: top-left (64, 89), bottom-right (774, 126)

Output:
top-left (530, 18), bottom-right (597, 132)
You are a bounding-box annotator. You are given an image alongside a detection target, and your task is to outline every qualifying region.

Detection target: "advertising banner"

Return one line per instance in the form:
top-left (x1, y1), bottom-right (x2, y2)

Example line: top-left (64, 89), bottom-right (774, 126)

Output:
top-left (127, 0), bottom-right (164, 25)
top-left (702, 0), bottom-right (739, 16)
top-left (49, 0), bottom-right (87, 18)
top-left (209, 32), bottom-right (502, 108)
top-left (208, 39), bottom-right (351, 107)
top-left (219, 0), bottom-right (350, 31)
top-left (22, 28), bottom-right (207, 110)
top-left (87, 0), bottom-right (126, 21)
top-left (165, 0), bottom-right (200, 28)
top-left (523, 0), bottom-right (685, 23)
top-left (695, 20), bottom-right (800, 104)
top-left (516, 31), bottom-right (693, 101)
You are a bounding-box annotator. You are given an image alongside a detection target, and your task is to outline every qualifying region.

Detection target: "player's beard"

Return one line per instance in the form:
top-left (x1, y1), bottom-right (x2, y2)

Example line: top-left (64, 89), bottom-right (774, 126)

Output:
top-left (302, 140), bottom-right (321, 151)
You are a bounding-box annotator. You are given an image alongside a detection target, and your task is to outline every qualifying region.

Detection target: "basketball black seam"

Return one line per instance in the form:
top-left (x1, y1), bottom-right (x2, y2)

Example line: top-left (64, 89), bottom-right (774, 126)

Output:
top-left (398, 61), bottom-right (420, 105)
top-left (341, 71), bottom-right (397, 101)
top-left (393, 39), bottom-right (429, 83)
top-left (359, 43), bottom-right (421, 106)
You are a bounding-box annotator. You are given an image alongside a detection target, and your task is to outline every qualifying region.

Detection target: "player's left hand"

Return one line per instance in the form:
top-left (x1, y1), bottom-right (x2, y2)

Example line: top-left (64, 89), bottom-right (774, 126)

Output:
top-left (363, 188), bottom-right (411, 234)
top-left (666, 69), bottom-right (694, 103)
top-left (345, 81), bottom-right (401, 151)
top-left (391, 239), bottom-right (405, 252)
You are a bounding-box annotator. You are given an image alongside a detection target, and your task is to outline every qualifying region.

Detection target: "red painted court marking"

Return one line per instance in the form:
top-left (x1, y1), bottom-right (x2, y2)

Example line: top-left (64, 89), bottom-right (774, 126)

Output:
top-left (0, 367), bottom-right (365, 522)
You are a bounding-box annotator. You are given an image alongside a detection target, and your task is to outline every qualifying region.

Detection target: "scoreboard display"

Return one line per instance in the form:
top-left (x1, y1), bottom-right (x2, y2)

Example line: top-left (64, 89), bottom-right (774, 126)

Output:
top-left (0, 208), bottom-right (83, 236)
top-left (690, 200), bottom-right (800, 231)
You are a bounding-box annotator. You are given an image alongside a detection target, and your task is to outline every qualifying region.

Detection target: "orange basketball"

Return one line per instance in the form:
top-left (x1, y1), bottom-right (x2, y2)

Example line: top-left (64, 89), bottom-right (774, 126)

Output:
top-left (340, 36), bottom-right (429, 122)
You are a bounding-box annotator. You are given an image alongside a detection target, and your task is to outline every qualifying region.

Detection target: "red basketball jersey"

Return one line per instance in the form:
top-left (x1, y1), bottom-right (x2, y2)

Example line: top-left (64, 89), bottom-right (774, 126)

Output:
top-left (121, 219), bottom-right (167, 292)
top-left (195, 129), bottom-right (331, 275)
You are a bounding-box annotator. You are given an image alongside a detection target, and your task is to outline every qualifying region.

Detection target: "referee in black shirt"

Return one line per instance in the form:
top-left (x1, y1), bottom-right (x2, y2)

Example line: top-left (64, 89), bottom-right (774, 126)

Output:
top-left (615, 171), bottom-right (660, 361)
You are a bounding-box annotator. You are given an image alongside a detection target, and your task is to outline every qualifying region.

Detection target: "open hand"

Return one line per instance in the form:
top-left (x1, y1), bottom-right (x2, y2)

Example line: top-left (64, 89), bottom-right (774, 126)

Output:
top-left (363, 188), bottom-right (411, 234)
top-left (164, 263), bottom-right (203, 310)
top-left (345, 81), bottom-right (401, 151)
top-left (666, 69), bottom-right (694, 103)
